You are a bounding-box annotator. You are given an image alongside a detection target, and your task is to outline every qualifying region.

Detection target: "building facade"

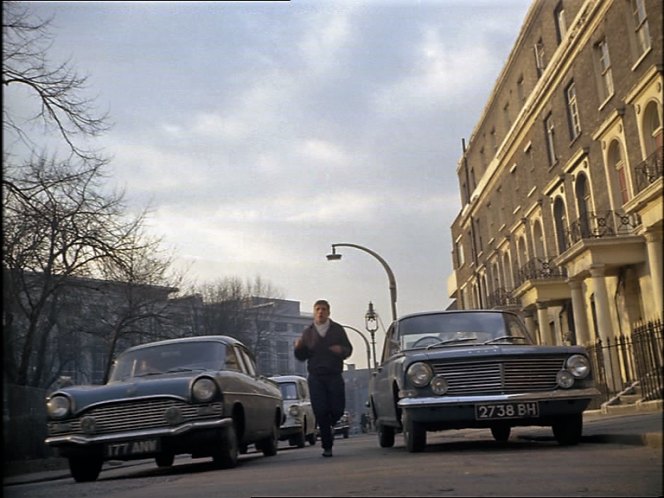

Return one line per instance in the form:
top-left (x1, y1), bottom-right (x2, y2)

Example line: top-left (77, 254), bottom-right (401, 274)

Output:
top-left (448, 0), bottom-right (662, 394)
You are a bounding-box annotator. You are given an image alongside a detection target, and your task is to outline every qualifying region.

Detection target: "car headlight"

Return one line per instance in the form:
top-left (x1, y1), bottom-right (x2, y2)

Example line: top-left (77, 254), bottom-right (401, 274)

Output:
top-left (192, 378), bottom-right (217, 402)
top-left (289, 405), bottom-right (301, 417)
top-left (566, 354), bottom-right (590, 379)
top-left (47, 395), bottom-right (71, 419)
top-left (407, 362), bottom-right (433, 387)
top-left (430, 375), bottom-right (449, 395)
top-left (556, 370), bottom-right (575, 388)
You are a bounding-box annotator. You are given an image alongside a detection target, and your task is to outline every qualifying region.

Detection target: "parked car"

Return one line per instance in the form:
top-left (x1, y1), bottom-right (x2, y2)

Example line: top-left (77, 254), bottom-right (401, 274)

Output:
top-left (45, 336), bottom-right (283, 482)
top-left (270, 375), bottom-right (316, 447)
top-left (368, 310), bottom-right (600, 452)
top-left (334, 410), bottom-right (351, 438)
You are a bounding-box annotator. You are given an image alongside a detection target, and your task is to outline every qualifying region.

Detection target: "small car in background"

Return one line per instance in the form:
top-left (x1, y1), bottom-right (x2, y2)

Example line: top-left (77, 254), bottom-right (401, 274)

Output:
top-left (45, 336), bottom-right (283, 482)
top-left (270, 375), bottom-right (316, 447)
top-left (369, 310), bottom-right (600, 452)
top-left (334, 410), bottom-right (351, 439)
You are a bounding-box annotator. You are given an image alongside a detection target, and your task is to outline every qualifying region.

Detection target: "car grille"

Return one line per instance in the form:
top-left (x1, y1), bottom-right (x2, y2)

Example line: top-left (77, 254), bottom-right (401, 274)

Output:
top-left (48, 398), bottom-right (224, 437)
top-left (431, 357), bottom-right (566, 395)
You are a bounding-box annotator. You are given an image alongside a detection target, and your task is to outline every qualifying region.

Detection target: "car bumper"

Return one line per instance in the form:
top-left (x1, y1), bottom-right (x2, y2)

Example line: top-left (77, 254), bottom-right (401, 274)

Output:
top-left (45, 416), bottom-right (233, 447)
top-left (397, 388), bottom-right (600, 424)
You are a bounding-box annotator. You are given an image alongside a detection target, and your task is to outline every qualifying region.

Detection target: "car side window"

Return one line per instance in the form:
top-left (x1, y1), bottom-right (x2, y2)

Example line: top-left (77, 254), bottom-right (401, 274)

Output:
top-left (224, 346), bottom-right (241, 372)
top-left (237, 347), bottom-right (257, 377)
top-left (381, 324), bottom-right (400, 362)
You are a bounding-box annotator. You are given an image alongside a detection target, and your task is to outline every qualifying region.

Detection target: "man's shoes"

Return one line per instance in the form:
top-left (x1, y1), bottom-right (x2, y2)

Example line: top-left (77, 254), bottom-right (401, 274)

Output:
top-left (322, 449), bottom-right (333, 457)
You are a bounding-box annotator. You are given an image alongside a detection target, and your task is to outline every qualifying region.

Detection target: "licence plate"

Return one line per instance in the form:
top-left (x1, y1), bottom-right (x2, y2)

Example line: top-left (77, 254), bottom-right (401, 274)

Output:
top-left (105, 439), bottom-right (160, 458)
top-left (474, 402), bottom-right (539, 420)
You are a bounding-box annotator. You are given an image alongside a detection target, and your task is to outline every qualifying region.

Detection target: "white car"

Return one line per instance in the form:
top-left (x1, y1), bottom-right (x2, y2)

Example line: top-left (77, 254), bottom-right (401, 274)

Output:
top-left (270, 375), bottom-right (317, 448)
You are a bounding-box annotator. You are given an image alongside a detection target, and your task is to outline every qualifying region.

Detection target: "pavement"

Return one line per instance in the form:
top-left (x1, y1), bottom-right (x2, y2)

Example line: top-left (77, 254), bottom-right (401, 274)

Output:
top-left (3, 400), bottom-right (661, 487)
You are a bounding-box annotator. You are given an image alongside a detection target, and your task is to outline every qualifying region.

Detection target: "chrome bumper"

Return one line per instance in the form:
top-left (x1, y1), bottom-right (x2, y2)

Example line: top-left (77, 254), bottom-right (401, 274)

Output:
top-left (397, 387), bottom-right (601, 408)
top-left (46, 417), bottom-right (233, 446)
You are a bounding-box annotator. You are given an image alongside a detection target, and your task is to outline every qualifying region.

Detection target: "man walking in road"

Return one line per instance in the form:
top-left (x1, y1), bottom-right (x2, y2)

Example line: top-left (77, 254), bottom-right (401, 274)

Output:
top-left (294, 299), bottom-right (353, 457)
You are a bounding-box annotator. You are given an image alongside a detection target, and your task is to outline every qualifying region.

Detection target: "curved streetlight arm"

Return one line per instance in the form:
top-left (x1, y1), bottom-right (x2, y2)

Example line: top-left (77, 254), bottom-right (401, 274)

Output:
top-left (341, 325), bottom-right (374, 370)
top-left (330, 243), bottom-right (398, 322)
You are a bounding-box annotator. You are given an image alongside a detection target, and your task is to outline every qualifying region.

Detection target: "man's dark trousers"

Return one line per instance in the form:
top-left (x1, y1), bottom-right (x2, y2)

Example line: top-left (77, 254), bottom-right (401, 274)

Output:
top-left (308, 372), bottom-right (345, 451)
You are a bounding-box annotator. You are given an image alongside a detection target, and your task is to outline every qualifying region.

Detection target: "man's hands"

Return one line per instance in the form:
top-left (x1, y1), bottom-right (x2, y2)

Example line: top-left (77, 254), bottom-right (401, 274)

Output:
top-left (329, 345), bottom-right (345, 356)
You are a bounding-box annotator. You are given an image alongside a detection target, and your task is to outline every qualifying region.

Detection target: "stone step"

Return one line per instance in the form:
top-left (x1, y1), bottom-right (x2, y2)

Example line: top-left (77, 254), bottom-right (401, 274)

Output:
top-left (619, 394), bottom-right (642, 405)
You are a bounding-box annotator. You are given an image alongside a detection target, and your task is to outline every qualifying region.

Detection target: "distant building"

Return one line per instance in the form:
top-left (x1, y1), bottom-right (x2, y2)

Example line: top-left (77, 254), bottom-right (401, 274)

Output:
top-left (448, 0), bottom-right (662, 394)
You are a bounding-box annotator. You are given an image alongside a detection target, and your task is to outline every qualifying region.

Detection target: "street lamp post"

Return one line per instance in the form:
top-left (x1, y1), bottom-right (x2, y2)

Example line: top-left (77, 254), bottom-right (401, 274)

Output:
top-left (326, 243), bottom-right (398, 322)
top-left (364, 302), bottom-right (379, 369)
top-left (341, 325), bottom-right (372, 371)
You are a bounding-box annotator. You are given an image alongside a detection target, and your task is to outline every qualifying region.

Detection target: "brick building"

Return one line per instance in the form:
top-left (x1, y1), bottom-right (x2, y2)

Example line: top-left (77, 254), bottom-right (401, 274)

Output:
top-left (448, 0), bottom-right (662, 394)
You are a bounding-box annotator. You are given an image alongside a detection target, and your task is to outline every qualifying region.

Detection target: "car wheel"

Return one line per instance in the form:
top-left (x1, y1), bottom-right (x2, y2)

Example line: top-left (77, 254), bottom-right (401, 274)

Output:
top-left (68, 456), bottom-right (103, 482)
top-left (256, 420), bottom-right (279, 456)
top-left (402, 412), bottom-right (426, 453)
top-left (552, 413), bottom-right (583, 446)
top-left (293, 427), bottom-right (306, 448)
top-left (307, 432), bottom-right (317, 445)
top-left (377, 423), bottom-right (395, 448)
top-left (490, 424), bottom-right (511, 442)
top-left (155, 453), bottom-right (175, 468)
top-left (213, 424), bottom-right (239, 469)
top-left (343, 428), bottom-right (349, 439)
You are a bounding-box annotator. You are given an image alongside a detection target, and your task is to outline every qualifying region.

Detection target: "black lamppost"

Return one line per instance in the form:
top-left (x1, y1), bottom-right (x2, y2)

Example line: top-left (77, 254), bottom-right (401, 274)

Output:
top-left (326, 243), bottom-right (398, 322)
top-left (365, 302), bottom-right (379, 369)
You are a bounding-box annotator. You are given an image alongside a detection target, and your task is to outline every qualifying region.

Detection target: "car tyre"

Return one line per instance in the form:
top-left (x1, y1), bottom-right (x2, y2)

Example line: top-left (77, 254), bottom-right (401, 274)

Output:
top-left (402, 412), bottom-right (426, 453)
top-left (256, 420), bottom-right (279, 456)
top-left (155, 453), bottom-right (175, 468)
top-left (343, 427), bottom-right (349, 439)
top-left (377, 422), bottom-right (395, 448)
top-left (212, 424), bottom-right (239, 469)
top-left (490, 424), bottom-right (511, 442)
top-left (69, 456), bottom-right (103, 482)
top-left (552, 413), bottom-right (583, 446)
top-left (293, 427), bottom-right (306, 448)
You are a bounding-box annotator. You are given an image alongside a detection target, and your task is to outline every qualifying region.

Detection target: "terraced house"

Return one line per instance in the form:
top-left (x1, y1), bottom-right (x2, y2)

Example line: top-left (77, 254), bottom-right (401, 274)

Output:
top-left (447, 0), bottom-right (662, 399)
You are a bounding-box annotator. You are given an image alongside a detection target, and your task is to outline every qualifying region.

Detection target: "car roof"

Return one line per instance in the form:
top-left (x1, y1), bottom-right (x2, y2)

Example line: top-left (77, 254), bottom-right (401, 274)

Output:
top-left (397, 309), bottom-right (518, 321)
top-left (120, 335), bottom-right (244, 355)
top-left (269, 375), bottom-right (307, 383)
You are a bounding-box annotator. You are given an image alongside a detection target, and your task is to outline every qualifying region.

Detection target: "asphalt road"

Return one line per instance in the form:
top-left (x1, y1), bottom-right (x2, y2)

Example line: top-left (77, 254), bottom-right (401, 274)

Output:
top-left (3, 408), bottom-right (662, 497)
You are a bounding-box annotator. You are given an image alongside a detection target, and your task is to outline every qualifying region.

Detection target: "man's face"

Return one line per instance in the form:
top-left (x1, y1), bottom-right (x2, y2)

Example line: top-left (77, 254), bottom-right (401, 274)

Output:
top-left (313, 304), bottom-right (330, 324)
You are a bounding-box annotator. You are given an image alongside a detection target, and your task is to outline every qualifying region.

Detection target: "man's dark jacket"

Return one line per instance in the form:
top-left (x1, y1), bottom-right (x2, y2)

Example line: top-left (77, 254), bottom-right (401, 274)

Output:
top-left (294, 320), bottom-right (353, 375)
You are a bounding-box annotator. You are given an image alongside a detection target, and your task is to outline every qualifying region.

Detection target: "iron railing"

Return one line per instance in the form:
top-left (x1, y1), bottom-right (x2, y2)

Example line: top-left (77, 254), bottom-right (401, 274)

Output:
top-left (632, 149), bottom-right (663, 194)
top-left (565, 210), bottom-right (641, 246)
top-left (587, 318), bottom-right (663, 408)
top-left (515, 257), bottom-right (567, 288)
top-left (486, 287), bottom-right (520, 308)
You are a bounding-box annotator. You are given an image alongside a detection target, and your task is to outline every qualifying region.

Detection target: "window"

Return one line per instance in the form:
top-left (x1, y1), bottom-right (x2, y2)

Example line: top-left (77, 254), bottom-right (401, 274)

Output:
top-left (277, 341), bottom-right (289, 373)
top-left (455, 240), bottom-right (465, 268)
top-left (555, 3), bottom-right (567, 44)
top-left (575, 174), bottom-right (591, 238)
top-left (608, 140), bottom-right (630, 205)
top-left (503, 102), bottom-right (511, 131)
top-left (490, 128), bottom-right (497, 152)
top-left (595, 39), bottom-right (614, 102)
top-left (565, 81), bottom-right (581, 140)
top-left (553, 197), bottom-right (568, 254)
top-left (631, 0), bottom-right (651, 57)
top-left (534, 38), bottom-right (546, 77)
top-left (517, 75), bottom-right (526, 106)
top-left (544, 113), bottom-right (557, 165)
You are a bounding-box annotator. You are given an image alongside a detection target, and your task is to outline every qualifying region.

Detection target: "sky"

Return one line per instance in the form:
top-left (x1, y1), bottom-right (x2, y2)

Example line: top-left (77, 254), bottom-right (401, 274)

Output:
top-left (6, 0), bottom-right (532, 369)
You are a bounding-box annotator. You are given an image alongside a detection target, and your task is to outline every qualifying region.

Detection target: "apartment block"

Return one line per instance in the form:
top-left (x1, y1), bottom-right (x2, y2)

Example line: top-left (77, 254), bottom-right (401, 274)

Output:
top-left (448, 0), bottom-right (662, 391)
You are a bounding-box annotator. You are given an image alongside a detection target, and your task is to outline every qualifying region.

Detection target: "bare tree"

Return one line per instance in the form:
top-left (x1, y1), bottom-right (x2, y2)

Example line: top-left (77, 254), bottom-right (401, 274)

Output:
top-left (3, 1), bottom-right (111, 162)
top-left (96, 233), bottom-right (186, 383)
top-left (193, 276), bottom-right (284, 361)
top-left (2, 157), bottom-right (164, 387)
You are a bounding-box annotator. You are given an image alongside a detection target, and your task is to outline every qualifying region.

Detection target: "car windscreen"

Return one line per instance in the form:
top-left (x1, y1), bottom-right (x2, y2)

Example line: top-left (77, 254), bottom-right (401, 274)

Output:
top-left (278, 382), bottom-right (299, 400)
top-left (109, 341), bottom-right (226, 382)
top-left (398, 312), bottom-right (533, 350)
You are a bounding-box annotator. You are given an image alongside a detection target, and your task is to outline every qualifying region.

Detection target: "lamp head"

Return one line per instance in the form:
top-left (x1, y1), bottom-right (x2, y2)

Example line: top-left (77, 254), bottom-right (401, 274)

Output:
top-left (365, 301), bottom-right (378, 333)
top-left (326, 253), bottom-right (342, 261)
